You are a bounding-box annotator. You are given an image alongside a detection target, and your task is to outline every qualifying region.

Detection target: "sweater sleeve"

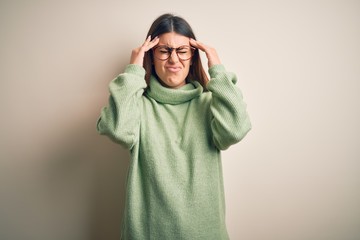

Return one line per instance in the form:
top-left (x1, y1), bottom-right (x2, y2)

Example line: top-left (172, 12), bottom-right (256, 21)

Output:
top-left (207, 64), bottom-right (252, 150)
top-left (96, 64), bottom-right (147, 149)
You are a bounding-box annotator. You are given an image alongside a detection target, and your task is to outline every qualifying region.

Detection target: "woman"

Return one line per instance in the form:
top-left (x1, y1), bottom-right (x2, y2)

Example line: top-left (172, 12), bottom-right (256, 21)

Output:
top-left (97, 13), bottom-right (251, 240)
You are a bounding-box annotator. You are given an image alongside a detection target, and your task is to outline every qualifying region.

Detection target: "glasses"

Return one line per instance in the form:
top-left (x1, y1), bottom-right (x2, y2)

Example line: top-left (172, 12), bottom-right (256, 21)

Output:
top-left (153, 45), bottom-right (196, 61)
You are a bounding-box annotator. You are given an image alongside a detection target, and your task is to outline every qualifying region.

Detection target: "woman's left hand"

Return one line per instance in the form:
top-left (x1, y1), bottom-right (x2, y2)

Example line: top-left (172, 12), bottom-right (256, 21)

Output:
top-left (190, 38), bottom-right (221, 68)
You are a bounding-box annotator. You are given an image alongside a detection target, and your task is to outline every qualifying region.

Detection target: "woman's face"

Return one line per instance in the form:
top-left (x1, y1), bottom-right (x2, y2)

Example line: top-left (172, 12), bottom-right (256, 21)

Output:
top-left (153, 32), bottom-right (192, 89)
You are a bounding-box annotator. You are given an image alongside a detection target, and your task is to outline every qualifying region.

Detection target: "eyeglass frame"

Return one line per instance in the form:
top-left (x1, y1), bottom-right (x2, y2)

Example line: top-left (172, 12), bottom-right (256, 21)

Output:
top-left (152, 45), bottom-right (196, 61)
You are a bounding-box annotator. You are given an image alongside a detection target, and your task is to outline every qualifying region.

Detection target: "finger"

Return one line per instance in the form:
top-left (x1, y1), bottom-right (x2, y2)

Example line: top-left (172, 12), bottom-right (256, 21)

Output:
top-left (144, 36), bottom-right (159, 51)
top-left (142, 35), bottom-right (152, 46)
top-left (190, 38), bottom-right (206, 52)
top-left (140, 36), bottom-right (156, 52)
top-left (149, 36), bottom-right (159, 48)
top-left (189, 38), bottom-right (199, 47)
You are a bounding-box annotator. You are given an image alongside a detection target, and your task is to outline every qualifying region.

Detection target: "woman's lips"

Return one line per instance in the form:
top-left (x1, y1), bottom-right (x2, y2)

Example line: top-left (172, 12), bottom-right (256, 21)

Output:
top-left (166, 66), bottom-right (181, 73)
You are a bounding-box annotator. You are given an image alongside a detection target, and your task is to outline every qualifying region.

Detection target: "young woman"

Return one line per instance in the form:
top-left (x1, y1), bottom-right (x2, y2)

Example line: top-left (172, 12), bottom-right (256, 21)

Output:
top-left (97, 13), bottom-right (251, 240)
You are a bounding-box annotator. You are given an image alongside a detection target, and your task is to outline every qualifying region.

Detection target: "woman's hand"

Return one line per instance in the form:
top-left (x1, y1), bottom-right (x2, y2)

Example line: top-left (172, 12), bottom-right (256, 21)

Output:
top-left (190, 38), bottom-right (221, 68)
top-left (130, 36), bottom-right (159, 65)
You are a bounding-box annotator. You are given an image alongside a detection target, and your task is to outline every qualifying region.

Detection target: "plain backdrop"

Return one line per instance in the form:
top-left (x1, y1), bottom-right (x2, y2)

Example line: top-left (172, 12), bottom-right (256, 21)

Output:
top-left (1, 0), bottom-right (359, 239)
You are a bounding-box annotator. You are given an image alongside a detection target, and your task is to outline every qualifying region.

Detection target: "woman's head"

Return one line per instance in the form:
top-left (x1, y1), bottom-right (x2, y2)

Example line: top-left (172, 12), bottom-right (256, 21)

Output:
top-left (143, 13), bottom-right (208, 88)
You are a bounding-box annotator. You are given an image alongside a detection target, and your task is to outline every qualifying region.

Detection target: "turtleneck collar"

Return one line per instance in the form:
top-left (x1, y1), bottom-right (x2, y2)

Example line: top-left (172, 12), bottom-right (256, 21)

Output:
top-left (145, 76), bottom-right (203, 105)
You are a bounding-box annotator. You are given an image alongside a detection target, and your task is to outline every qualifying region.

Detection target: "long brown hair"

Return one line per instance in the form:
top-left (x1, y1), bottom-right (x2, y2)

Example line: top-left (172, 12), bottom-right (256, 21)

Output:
top-left (143, 13), bottom-right (209, 89)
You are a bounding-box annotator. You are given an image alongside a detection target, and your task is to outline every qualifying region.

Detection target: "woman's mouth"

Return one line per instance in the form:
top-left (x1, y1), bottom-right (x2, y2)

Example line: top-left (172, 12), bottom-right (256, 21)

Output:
top-left (166, 66), bottom-right (181, 73)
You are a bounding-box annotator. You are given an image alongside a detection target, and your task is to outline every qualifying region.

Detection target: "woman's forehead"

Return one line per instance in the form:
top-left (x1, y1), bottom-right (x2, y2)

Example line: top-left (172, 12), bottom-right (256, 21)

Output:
top-left (157, 32), bottom-right (190, 47)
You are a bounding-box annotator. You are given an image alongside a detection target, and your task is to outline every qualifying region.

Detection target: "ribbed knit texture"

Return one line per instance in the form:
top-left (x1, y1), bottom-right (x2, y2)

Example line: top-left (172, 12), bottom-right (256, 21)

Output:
top-left (97, 64), bottom-right (251, 240)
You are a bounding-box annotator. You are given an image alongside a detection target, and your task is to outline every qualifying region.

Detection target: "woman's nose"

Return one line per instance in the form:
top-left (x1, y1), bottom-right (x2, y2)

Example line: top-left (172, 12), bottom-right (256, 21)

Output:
top-left (168, 50), bottom-right (179, 63)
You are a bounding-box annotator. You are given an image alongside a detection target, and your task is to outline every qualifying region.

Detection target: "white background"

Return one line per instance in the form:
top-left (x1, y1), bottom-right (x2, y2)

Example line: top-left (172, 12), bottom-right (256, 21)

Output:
top-left (1, 0), bottom-right (359, 239)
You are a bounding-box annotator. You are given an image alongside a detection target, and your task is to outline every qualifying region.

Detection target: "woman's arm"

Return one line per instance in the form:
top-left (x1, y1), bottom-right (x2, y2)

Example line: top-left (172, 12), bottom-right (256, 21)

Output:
top-left (207, 65), bottom-right (251, 150)
top-left (97, 65), bottom-right (147, 149)
top-left (190, 39), bottom-right (251, 150)
top-left (97, 36), bottom-right (159, 149)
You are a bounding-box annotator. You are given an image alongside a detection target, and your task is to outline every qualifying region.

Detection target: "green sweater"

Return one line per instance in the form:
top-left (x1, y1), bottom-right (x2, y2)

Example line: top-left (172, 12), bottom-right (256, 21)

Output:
top-left (97, 64), bottom-right (251, 240)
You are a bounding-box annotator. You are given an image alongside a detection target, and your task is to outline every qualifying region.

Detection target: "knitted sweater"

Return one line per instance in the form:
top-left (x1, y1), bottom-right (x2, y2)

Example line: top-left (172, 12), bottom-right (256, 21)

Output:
top-left (97, 64), bottom-right (251, 240)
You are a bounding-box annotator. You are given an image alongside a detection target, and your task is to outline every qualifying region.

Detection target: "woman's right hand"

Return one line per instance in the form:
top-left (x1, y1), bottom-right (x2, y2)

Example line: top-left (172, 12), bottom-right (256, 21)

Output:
top-left (130, 36), bottom-right (159, 65)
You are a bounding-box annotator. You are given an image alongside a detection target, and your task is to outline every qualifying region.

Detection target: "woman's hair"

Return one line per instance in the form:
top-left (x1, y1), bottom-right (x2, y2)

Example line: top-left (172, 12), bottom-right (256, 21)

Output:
top-left (143, 13), bottom-right (209, 88)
